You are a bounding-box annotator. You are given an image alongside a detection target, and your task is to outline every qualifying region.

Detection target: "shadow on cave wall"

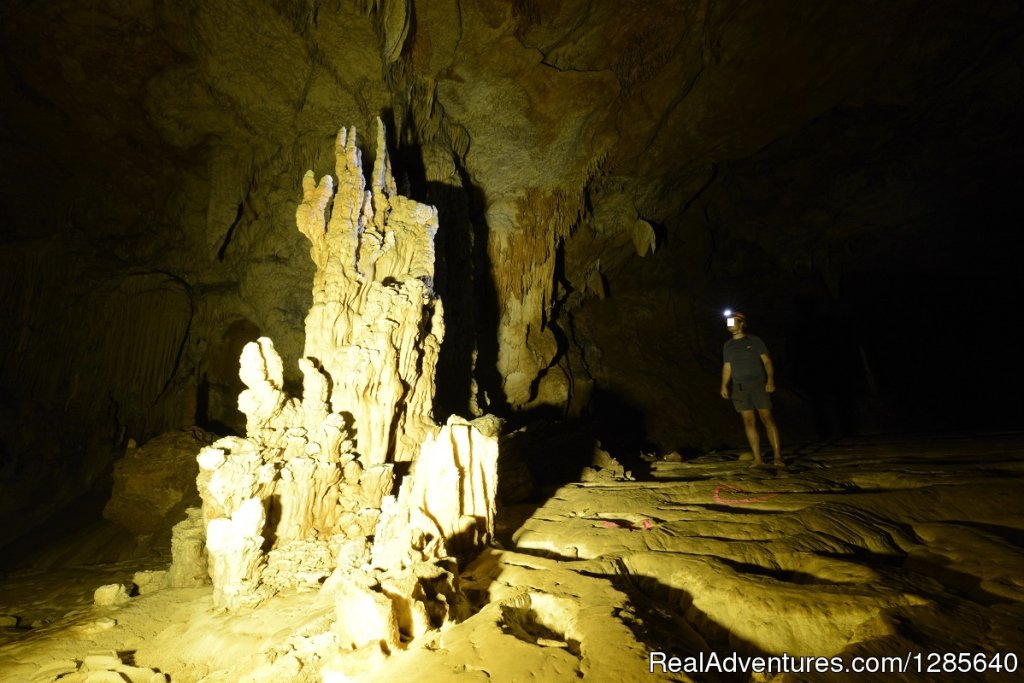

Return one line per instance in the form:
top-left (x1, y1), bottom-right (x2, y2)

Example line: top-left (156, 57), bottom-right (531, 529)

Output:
top-left (385, 106), bottom-right (508, 421)
top-left (384, 107), bottom-right (673, 487)
top-left (383, 111), bottom-right (734, 505)
top-left (194, 318), bottom-right (262, 435)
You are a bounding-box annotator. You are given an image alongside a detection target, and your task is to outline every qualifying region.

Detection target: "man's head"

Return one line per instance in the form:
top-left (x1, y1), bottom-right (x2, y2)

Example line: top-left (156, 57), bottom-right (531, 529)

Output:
top-left (726, 311), bottom-right (746, 330)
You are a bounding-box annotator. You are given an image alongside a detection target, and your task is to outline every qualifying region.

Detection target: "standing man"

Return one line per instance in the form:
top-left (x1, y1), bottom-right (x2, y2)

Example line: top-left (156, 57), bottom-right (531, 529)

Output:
top-left (720, 312), bottom-right (784, 467)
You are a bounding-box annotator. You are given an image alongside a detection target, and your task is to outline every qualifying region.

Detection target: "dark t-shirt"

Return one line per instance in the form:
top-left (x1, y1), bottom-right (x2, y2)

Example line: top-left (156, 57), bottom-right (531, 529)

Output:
top-left (723, 334), bottom-right (769, 381)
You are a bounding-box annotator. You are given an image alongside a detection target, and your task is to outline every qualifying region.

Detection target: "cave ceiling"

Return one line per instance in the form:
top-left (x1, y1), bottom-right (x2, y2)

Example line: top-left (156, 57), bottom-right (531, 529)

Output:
top-left (4, 1), bottom-right (1016, 245)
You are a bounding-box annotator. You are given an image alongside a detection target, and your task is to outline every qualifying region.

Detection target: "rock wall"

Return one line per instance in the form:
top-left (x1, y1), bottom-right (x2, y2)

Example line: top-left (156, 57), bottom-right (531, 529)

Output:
top-left (2, 0), bottom-right (1022, 547)
top-left (0, 243), bottom-right (197, 549)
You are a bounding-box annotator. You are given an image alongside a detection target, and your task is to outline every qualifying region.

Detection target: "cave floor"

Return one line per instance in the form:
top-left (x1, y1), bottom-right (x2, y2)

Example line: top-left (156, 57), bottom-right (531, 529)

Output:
top-left (1, 434), bottom-right (1022, 682)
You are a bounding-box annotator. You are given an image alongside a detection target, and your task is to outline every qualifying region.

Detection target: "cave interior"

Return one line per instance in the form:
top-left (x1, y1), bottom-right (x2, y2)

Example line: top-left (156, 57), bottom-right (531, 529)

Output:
top-left (1, 1), bottom-right (1023, 681)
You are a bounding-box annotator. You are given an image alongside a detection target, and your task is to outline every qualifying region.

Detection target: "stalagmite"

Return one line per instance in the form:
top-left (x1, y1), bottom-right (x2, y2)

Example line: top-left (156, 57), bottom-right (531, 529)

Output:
top-left (182, 120), bottom-right (499, 657)
top-left (297, 121), bottom-right (443, 466)
top-left (168, 507), bottom-right (208, 589)
top-left (372, 415), bottom-right (501, 568)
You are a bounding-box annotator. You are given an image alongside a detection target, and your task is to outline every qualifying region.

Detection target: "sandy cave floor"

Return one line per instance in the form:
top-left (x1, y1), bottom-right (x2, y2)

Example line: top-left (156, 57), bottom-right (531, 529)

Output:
top-left (1, 434), bottom-right (1023, 682)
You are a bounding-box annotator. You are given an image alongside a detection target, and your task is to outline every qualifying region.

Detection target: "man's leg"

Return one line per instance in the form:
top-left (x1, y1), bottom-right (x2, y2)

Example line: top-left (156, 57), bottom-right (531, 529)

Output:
top-left (741, 410), bottom-right (762, 464)
top-left (758, 408), bottom-right (783, 465)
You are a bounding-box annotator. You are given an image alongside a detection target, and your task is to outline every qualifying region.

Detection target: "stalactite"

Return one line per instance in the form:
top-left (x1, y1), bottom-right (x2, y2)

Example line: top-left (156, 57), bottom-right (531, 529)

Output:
top-left (487, 186), bottom-right (587, 409)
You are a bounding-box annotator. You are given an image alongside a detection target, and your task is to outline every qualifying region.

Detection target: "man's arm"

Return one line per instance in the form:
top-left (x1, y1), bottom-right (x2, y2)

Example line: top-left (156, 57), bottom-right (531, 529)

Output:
top-left (720, 362), bottom-right (732, 399)
top-left (760, 353), bottom-right (775, 393)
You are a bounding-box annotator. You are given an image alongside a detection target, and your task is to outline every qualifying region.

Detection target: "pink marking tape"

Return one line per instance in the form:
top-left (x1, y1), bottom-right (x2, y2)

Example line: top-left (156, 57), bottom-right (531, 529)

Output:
top-left (597, 518), bottom-right (654, 531)
top-left (712, 484), bottom-right (780, 505)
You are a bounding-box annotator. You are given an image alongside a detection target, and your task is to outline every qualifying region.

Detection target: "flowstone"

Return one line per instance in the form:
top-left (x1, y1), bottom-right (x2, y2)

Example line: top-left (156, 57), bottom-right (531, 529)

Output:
top-left (173, 121), bottom-right (498, 659)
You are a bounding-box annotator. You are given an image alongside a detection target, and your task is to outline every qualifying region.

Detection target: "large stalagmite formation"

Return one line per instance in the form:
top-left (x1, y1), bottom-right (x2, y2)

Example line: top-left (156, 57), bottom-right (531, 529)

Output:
top-left (173, 121), bottom-right (498, 652)
top-left (296, 122), bottom-right (444, 466)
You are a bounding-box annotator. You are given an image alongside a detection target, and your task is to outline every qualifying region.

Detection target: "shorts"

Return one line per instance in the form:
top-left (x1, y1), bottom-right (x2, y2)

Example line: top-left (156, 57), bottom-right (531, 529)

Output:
top-left (731, 379), bottom-right (772, 412)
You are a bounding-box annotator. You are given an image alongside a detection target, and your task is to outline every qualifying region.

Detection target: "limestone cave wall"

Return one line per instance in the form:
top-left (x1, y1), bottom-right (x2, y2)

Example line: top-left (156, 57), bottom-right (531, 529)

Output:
top-left (1, 0), bottom-right (1023, 545)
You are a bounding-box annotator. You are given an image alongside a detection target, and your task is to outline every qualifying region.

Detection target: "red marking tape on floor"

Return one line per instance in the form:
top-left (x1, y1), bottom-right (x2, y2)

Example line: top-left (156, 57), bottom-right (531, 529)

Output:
top-left (712, 485), bottom-right (780, 505)
top-left (596, 518), bottom-right (655, 531)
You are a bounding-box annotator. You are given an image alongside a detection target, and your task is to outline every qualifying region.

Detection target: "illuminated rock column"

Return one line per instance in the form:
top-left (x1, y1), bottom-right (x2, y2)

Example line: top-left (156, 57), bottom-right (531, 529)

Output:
top-left (192, 120), bottom-right (498, 618)
top-left (296, 119), bottom-right (444, 466)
